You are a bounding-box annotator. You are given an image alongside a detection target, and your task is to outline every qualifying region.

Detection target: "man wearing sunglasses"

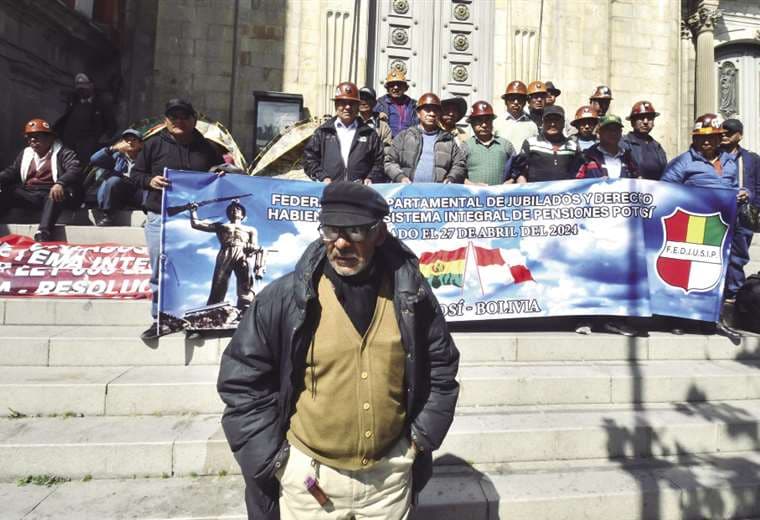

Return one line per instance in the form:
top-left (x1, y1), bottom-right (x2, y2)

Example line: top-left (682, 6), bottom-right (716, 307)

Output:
top-left (132, 98), bottom-right (224, 340)
top-left (218, 182), bottom-right (460, 520)
top-left (0, 118), bottom-right (82, 242)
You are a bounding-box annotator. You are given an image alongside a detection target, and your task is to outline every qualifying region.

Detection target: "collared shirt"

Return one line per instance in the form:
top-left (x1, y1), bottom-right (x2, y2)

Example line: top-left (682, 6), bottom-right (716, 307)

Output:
top-left (598, 146), bottom-right (624, 179)
top-left (334, 119), bottom-right (358, 167)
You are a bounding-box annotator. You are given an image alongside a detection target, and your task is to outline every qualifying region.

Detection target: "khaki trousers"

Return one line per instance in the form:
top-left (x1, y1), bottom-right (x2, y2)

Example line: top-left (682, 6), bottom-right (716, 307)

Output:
top-left (276, 437), bottom-right (415, 520)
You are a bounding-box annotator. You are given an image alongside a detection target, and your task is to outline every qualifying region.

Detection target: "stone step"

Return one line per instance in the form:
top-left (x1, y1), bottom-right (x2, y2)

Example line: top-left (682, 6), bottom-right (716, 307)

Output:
top-left (3, 360), bottom-right (760, 417)
top-left (4, 401), bottom-right (760, 481)
top-left (4, 455), bottom-right (760, 519)
top-left (1, 325), bottom-right (758, 367)
top-left (1, 299), bottom-right (149, 326)
top-left (0, 224), bottom-right (145, 245)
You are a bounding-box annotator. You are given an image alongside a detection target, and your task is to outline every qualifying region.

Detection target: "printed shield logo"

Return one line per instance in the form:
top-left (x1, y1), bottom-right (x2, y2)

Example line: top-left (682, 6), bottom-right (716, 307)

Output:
top-left (656, 208), bottom-right (728, 293)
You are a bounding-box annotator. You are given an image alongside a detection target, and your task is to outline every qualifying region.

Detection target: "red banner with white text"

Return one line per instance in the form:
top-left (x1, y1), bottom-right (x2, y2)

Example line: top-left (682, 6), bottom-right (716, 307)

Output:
top-left (0, 234), bottom-right (151, 298)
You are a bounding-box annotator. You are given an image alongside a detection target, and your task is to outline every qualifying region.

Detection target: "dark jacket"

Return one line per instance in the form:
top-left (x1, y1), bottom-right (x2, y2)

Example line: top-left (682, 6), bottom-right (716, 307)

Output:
top-left (736, 146), bottom-right (760, 208)
top-left (510, 134), bottom-right (584, 182)
top-left (302, 117), bottom-right (384, 183)
top-left (217, 237), bottom-right (460, 519)
top-left (375, 95), bottom-right (419, 136)
top-left (0, 141), bottom-right (82, 189)
top-left (54, 92), bottom-right (117, 145)
top-left (132, 129), bottom-right (224, 213)
top-left (576, 144), bottom-right (640, 179)
top-left (620, 131), bottom-right (667, 180)
top-left (384, 126), bottom-right (467, 183)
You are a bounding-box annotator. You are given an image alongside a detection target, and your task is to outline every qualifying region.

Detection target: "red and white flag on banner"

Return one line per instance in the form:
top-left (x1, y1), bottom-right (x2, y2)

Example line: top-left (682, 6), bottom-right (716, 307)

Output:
top-left (472, 245), bottom-right (534, 296)
top-left (0, 234), bottom-right (151, 299)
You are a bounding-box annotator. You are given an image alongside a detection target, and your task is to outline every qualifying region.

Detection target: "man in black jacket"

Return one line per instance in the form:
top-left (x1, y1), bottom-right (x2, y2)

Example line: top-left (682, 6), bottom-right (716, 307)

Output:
top-left (0, 118), bottom-right (82, 242)
top-left (132, 98), bottom-right (224, 339)
top-left (620, 101), bottom-right (668, 180)
top-left (303, 82), bottom-right (384, 184)
top-left (217, 182), bottom-right (460, 520)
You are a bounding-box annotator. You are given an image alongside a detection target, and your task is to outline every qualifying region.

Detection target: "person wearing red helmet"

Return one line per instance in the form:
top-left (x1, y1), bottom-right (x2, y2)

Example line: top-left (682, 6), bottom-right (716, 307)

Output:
top-left (384, 93), bottom-right (466, 183)
top-left (0, 118), bottom-right (83, 242)
top-left (569, 105), bottom-right (600, 151)
top-left (303, 82), bottom-right (385, 184)
top-left (493, 80), bottom-right (538, 152)
top-left (620, 101), bottom-right (668, 180)
top-left (589, 86), bottom-right (613, 117)
top-left (461, 101), bottom-right (516, 186)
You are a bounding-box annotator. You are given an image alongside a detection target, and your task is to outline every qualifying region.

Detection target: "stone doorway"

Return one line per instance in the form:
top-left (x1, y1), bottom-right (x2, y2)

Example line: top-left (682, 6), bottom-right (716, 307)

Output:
top-left (372, 0), bottom-right (494, 106)
top-left (715, 44), bottom-right (760, 154)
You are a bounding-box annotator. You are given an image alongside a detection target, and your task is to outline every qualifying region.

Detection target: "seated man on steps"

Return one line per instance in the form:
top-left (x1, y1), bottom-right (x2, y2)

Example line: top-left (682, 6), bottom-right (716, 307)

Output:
top-left (0, 118), bottom-right (82, 242)
top-left (89, 128), bottom-right (146, 226)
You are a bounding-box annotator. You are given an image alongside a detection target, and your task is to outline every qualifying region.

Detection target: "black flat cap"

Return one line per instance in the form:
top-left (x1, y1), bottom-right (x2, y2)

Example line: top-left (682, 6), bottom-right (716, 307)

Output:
top-left (319, 181), bottom-right (389, 227)
top-left (165, 98), bottom-right (196, 116)
top-left (359, 86), bottom-right (377, 100)
top-left (543, 105), bottom-right (565, 119)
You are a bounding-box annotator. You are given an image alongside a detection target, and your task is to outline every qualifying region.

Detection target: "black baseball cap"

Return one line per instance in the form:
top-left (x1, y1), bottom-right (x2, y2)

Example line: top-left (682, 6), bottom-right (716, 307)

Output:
top-left (121, 128), bottom-right (143, 140)
top-left (165, 98), bottom-right (196, 117)
top-left (722, 118), bottom-right (743, 134)
top-left (543, 105), bottom-right (565, 120)
top-left (319, 181), bottom-right (389, 227)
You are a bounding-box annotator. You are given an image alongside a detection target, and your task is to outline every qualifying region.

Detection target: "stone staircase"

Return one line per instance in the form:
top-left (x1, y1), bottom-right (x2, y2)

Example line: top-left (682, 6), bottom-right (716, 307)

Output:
top-left (1, 223), bottom-right (760, 519)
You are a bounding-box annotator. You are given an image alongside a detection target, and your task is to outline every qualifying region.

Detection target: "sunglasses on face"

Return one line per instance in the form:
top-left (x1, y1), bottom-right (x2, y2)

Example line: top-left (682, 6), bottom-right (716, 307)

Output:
top-left (319, 222), bottom-right (379, 242)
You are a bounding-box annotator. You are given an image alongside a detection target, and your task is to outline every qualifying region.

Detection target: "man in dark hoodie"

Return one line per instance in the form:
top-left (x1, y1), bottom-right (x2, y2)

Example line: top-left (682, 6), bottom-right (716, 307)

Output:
top-left (303, 82), bottom-right (384, 184)
top-left (132, 98), bottom-right (224, 340)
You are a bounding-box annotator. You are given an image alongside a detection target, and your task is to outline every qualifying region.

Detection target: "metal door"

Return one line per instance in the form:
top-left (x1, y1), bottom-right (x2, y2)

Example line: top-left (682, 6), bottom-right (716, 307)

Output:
top-left (374, 0), bottom-right (493, 105)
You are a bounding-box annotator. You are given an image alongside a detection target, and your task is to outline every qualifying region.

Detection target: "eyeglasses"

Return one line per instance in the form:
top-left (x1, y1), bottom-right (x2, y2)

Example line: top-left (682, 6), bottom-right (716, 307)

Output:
top-left (319, 222), bottom-right (379, 242)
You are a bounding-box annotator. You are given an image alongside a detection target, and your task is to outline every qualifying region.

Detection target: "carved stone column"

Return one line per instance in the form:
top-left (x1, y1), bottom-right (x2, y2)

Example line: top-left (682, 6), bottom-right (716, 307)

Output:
top-left (687, 6), bottom-right (721, 115)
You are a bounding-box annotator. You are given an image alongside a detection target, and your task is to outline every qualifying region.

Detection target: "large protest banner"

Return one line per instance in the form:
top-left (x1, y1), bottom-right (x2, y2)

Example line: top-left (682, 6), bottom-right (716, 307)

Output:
top-left (159, 170), bottom-right (736, 329)
top-left (0, 234), bottom-right (151, 298)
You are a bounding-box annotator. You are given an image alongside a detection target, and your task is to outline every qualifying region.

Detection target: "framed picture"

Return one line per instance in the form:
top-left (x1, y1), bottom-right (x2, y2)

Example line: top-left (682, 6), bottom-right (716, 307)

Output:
top-left (252, 91), bottom-right (303, 153)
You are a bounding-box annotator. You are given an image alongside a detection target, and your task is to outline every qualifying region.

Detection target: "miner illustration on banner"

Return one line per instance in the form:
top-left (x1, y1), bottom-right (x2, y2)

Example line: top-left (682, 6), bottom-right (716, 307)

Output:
top-left (189, 198), bottom-right (260, 310)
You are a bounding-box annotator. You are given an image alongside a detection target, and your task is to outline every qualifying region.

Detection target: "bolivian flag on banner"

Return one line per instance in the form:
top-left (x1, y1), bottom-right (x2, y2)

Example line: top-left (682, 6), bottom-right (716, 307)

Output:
top-left (419, 247), bottom-right (467, 288)
top-left (656, 209), bottom-right (728, 292)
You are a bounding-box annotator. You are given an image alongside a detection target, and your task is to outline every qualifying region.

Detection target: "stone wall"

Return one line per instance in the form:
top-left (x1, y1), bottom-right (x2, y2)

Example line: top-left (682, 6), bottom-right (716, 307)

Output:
top-left (0, 0), bottom-right (118, 166)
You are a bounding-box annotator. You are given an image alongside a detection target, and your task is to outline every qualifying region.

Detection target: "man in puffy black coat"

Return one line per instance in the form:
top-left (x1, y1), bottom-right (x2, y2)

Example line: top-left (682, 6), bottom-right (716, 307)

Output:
top-left (303, 82), bottom-right (384, 184)
top-left (217, 182), bottom-right (460, 519)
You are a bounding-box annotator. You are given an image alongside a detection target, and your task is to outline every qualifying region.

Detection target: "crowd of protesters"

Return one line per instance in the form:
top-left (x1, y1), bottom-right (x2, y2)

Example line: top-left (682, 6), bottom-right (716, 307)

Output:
top-left (1, 69), bottom-right (758, 339)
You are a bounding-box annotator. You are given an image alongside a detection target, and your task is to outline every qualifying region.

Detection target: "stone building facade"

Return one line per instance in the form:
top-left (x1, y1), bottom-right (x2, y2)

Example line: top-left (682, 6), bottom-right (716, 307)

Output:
top-left (1, 0), bottom-right (759, 165)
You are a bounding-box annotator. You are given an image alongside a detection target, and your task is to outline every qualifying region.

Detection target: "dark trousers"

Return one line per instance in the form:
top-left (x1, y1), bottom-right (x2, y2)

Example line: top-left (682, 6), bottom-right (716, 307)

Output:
top-left (0, 184), bottom-right (81, 231)
top-left (725, 225), bottom-right (754, 299)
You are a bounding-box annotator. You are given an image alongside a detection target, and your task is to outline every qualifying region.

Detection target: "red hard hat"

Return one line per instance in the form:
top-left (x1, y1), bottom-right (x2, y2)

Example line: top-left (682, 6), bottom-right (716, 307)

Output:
top-left (570, 105), bottom-right (600, 127)
top-left (332, 82), bottom-right (360, 102)
top-left (416, 92), bottom-right (442, 109)
top-left (590, 85), bottom-right (613, 100)
top-left (627, 101), bottom-right (660, 120)
top-left (502, 80), bottom-right (528, 99)
top-left (527, 81), bottom-right (548, 96)
top-left (467, 101), bottom-right (496, 122)
top-left (692, 113), bottom-right (725, 135)
top-left (24, 118), bottom-right (54, 135)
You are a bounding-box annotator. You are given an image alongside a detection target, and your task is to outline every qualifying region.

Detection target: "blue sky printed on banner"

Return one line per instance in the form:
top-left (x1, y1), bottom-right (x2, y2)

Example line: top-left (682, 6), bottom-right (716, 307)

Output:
top-left (160, 172), bottom-right (736, 323)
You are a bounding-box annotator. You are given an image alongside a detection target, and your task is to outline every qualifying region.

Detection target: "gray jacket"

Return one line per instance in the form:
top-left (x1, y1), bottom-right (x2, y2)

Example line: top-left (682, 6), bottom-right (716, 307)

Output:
top-left (384, 126), bottom-right (466, 183)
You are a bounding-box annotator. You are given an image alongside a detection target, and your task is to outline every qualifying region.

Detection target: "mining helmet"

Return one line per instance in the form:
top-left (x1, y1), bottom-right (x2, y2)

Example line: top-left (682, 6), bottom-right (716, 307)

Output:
top-left (692, 113), bottom-right (726, 135)
top-left (527, 81), bottom-right (548, 96)
top-left (502, 80), bottom-right (528, 99)
top-left (590, 85), bottom-right (613, 100)
top-left (570, 105), bottom-right (600, 127)
top-left (385, 69), bottom-right (409, 86)
top-left (226, 199), bottom-right (247, 220)
top-left (333, 82), bottom-right (360, 102)
top-left (627, 101), bottom-right (660, 120)
top-left (416, 92), bottom-right (442, 109)
top-left (467, 101), bottom-right (497, 122)
top-left (24, 118), bottom-right (54, 135)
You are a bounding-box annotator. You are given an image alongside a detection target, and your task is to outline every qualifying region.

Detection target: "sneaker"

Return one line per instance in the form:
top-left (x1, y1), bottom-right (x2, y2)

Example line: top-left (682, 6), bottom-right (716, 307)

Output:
top-left (33, 230), bottom-right (52, 242)
top-left (575, 322), bottom-right (592, 335)
top-left (93, 211), bottom-right (113, 227)
top-left (140, 321), bottom-right (181, 340)
top-left (603, 319), bottom-right (637, 337)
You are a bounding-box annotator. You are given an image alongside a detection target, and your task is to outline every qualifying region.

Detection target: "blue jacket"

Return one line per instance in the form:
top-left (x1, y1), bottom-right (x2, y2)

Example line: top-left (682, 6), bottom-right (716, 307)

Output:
top-left (661, 147), bottom-right (739, 191)
top-left (90, 147), bottom-right (134, 178)
top-left (375, 95), bottom-right (418, 137)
